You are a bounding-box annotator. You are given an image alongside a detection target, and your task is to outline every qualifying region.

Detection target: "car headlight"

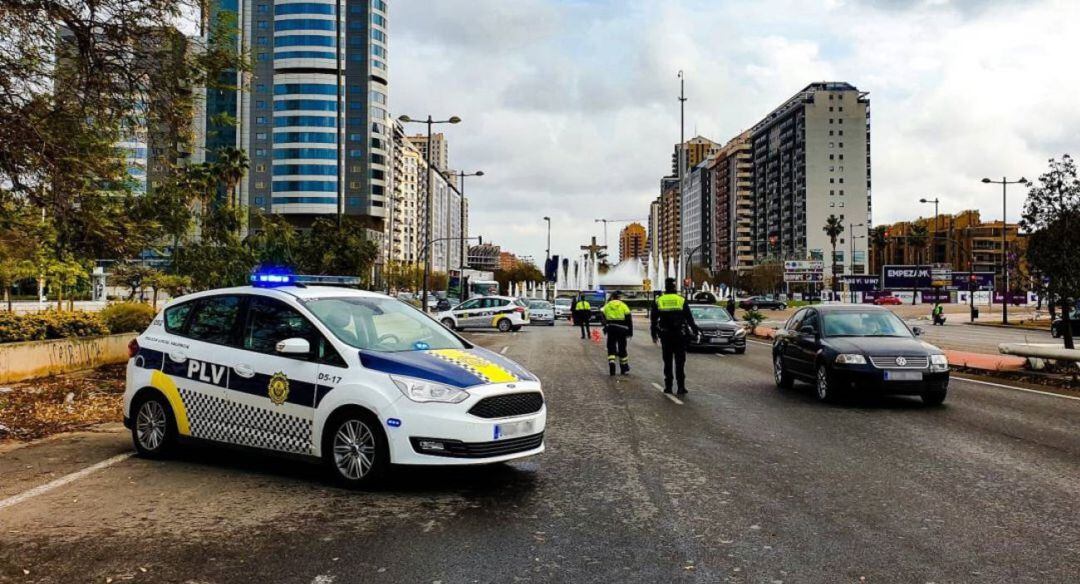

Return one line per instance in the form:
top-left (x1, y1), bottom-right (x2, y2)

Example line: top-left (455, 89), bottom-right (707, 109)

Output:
top-left (733, 328), bottom-right (746, 337)
top-left (930, 354), bottom-right (949, 371)
top-left (835, 354), bottom-right (867, 365)
top-left (391, 375), bottom-right (470, 403)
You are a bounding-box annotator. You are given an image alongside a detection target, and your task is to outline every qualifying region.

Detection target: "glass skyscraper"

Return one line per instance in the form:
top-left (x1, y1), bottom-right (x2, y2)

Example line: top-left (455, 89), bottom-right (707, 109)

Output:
top-left (205, 0), bottom-right (389, 225)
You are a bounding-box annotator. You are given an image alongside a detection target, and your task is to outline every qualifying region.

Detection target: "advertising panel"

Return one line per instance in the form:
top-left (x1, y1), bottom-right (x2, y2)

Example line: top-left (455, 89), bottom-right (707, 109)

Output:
top-left (840, 275), bottom-right (881, 291)
top-left (882, 265), bottom-right (932, 289)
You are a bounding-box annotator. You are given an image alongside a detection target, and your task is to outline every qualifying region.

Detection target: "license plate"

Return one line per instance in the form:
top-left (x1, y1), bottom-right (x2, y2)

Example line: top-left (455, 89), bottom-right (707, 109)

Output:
top-left (709, 337), bottom-right (729, 344)
top-left (494, 419), bottom-right (535, 440)
top-left (884, 370), bottom-right (923, 381)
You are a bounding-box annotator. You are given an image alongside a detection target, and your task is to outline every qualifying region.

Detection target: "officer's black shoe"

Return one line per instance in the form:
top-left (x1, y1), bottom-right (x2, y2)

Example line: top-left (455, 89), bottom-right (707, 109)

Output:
top-left (620, 366), bottom-right (629, 375)
top-left (676, 388), bottom-right (688, 395)
top-left (609, 363), bottom-right (616, 376)
top-left (663, 387), bottom-right (673, 394)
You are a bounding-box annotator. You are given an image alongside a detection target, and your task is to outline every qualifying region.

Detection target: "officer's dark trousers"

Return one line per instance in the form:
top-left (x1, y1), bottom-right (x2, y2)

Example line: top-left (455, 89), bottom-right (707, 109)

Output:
top-left (659, 334), bottom-right (687, 391)
top-left (606, 330), bottom-right (629, 374)
top-left (577, 315), bottom-right (591, 338)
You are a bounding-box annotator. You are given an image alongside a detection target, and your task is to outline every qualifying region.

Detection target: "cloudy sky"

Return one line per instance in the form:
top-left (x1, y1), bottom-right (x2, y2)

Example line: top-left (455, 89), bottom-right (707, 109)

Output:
top-left (389, 0), bottom-right (1080, 265)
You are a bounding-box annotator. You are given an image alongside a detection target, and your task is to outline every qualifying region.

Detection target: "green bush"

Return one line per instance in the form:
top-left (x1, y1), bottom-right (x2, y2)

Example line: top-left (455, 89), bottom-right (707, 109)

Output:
top-left (742, 309), bottom-right (765, 331)
top-left (0, 310), bottom-right (109, 343)
top-left (100, 302), bottom-right (156, 333)
top-left (0, 311), bottom-right (47, 342)
top-left (39, 310), bottom-right (110, 339)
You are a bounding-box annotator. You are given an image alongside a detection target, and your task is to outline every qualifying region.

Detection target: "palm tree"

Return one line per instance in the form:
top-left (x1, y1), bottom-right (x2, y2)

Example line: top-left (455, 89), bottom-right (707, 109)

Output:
top-left (215, 147), bottom-right (249, 209)
top-left (908, 223), bottom-right (930, 305)
top-left (823, 215), bottom-right (845, 295)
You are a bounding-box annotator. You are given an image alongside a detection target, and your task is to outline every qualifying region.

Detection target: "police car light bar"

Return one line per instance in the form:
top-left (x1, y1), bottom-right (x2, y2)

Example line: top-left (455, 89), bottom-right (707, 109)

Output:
top-left (250, 270), bottom-right (362, 288)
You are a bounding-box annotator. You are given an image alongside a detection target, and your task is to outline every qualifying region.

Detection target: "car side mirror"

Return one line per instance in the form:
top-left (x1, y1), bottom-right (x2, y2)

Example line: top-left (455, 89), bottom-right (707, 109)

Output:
top-left (799, 325), bottom-right (816, 336)
top-left (276, 337), bottom-right (311, 355)
top-left (912, 326), bottom-right (923, 337)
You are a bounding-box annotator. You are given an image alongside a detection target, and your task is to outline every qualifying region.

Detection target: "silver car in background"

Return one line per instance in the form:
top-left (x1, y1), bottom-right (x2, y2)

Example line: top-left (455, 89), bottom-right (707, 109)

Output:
top-left (528, 300), bottom-right (556, 326)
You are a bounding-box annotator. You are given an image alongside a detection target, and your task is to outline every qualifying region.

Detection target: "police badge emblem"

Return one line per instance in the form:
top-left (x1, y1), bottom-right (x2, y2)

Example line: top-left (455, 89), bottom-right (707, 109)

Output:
top-left (268, 372), bottom-right (290, 405)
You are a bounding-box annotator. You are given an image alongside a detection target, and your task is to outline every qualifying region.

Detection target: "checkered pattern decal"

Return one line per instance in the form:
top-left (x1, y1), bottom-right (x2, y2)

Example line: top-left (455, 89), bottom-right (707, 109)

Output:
top-left (179, 388), bottom-right (313, 455)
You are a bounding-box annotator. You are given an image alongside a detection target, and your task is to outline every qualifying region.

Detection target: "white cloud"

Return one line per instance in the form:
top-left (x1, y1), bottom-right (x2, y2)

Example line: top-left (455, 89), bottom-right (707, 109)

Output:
top-left (390, 0), bottom-right (1080, 264)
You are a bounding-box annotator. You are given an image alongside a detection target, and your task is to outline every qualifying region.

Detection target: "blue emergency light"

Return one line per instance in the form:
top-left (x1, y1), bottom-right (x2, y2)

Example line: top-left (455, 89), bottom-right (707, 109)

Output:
top-left (250, 268), bottom-right (362, 288)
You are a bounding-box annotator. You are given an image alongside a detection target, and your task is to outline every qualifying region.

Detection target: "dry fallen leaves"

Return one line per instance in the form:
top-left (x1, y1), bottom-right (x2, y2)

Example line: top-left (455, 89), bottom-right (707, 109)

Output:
top-left (0, 364), bottom-right (125, 442)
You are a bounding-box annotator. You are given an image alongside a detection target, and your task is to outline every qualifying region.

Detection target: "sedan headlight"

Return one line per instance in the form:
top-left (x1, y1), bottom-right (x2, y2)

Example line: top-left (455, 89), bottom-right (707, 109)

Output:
top-left (835, 354), bottom-right (867, 365)
top-left (733, 328), bottom-right (747, 337)
top-left (930, 354), bottom-right (949, 371)
top-left (391, 375), bottom-right (470, 403)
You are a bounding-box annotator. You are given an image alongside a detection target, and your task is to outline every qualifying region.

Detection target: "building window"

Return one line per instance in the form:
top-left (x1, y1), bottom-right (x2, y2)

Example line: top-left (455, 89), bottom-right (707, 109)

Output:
top-left (349, 133), bottom-right (363, 141)
top-left (371, 29), bottom-right (386, 42)
top-left (257, 20), bottom-right (268, 29)
top-left (256, 4), bottom-right (268, 13)
top-left (350, 149), bottom-right (363, 157)
top-left (829, 118), bottom-right (834, 124)
top-left (829, 142), bottom-right (834, 148)
top-left (829, 154), bottom-right (835, 160)
top-left (372, 45), bottom-right (387, 58)
top-left (829, 107), bottom-right (834, 112)
top-left (372, 13), bottom-right (386, 26)
top-left (258, 52), bottom-right (268, 62)
top-left (839, 154), bottom-right (844, 160)
top-left (829, 130), bottom-right (834, 136)
top-left (256, 132), bottom-right (267, 140)
top-left (255, 182), bottom-right (266, 189)
top-left (255, 196), bottom-right (265, 204)
top-left (839, 178), bottom-right (844, 184)
top-left (839, 142), bottom-right (844, 148)
top-left (255, 148), bottom-right (267, 156)
top-left (839, 202), bottom-right (845, 208)
top-left (257, 36), bottom-right (268, 46)
top-left (830, 178), bottom-right (835, 184)
top-left (256, 164), bottom-right (266, 172)
top-left (256, 100), bottom-right (266, 109)
top-left (255, 116), bottom-right (267, 124)
top-left (839, 119), bottom-right (844, 124)
top-left (830, 190), bottom-right (835, 195)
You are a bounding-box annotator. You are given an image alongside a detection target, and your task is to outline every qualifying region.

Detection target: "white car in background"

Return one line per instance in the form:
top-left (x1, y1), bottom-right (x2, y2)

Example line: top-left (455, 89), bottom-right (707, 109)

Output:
top-left (437, 296), bottom-right (530, 332)
top-left (553, 297), bottom-right (572, 320)
top-left (527, 300), bottom-right (555, 326)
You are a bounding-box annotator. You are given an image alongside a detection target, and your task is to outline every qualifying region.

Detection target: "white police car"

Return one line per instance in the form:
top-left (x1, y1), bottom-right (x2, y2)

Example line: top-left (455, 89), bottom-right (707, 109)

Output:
top-left (123, 274), bottom-right (546, 487)
top-left (435, 295), bottom-right (530, 332)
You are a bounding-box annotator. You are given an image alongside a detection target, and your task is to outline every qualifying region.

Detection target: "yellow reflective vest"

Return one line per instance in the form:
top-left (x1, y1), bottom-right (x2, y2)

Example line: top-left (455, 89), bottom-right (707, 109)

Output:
top-left (574, 300), bottom-right (591, 311)
top-left (602, 299), bottom-right (631, 321)
top-left (655, 293), bottom-right (686, 312)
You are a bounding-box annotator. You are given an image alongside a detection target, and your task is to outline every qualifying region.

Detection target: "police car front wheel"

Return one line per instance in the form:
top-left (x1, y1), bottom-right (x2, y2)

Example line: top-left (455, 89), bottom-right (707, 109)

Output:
top-left (323, 411), bottom-right (389, 487)
top-left (132, 392), bottom-right (176, 458)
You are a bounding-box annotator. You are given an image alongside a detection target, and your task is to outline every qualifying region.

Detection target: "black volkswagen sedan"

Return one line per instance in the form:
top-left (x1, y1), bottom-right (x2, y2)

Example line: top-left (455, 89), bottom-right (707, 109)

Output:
top-left (688, 304), bottom-right (747, 353)
top-left (772, 305), bottom-right (949, 405)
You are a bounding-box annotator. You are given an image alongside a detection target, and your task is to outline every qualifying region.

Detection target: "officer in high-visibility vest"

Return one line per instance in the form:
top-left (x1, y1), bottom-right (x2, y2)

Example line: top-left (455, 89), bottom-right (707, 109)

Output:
top-left (650, 278), bottom-right (700, 394)
top-left (601, 291), bottom-right (633, 376)
top-left (573, 295), bottom-right (592, 339)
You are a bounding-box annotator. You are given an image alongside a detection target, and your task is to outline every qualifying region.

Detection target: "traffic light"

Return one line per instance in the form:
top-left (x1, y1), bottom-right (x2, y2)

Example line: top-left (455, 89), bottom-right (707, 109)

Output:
top-left (884, 228), bottom-right (891, 239)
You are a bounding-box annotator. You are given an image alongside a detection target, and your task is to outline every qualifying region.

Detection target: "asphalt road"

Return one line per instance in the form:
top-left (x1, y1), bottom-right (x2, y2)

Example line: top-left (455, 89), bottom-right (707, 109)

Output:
top-left (2, 323), bottom-right (1079, 583)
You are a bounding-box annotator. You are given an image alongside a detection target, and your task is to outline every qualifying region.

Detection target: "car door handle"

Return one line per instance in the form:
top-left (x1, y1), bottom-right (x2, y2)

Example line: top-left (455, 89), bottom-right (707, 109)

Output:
top-left (233, 364), bottom-right (256, 378)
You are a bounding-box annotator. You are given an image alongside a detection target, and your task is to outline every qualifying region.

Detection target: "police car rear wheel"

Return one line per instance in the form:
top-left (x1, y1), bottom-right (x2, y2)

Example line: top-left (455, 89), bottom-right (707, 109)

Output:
top-left (497, 319), bottom-right (512, 332)
top-left (132, 393), bottom-right (176, 458)
top-left (441, 317), bottom-right (456, 330)
top-left (325, 413), bottom-right (387, 487)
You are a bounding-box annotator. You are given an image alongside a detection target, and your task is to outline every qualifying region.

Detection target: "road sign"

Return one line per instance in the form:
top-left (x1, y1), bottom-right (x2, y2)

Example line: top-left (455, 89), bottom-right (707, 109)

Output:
top-left (784, 272), bottom-right (823, 283)
top-left (930, 267), bottom-right (952, 287)
top-left (784, 260), bottom-right (824, 272)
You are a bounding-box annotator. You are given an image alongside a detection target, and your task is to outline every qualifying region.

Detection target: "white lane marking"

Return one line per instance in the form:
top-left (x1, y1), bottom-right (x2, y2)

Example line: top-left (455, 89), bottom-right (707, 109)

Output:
top-left (952, 375), bottom-right (1080, 401)
top-left (311, 575), bottom-right (336, 584)
top-left (650, 382), bottom-right (683, 404)
top-left (500, 346), bottom-right (508, 354)
top-left (0, 452), bottom-right (133, 512)
top-left (715, 352), bottom-right (727, 358)
top-left (747, 339), bottom-right (771, 346)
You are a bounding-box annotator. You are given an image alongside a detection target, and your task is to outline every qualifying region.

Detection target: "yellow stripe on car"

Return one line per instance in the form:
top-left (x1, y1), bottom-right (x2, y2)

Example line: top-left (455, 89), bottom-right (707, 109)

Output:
top-left (150, 370), bottom-right (191, 435)
top-left (428, 349), bottom-right (519, 384)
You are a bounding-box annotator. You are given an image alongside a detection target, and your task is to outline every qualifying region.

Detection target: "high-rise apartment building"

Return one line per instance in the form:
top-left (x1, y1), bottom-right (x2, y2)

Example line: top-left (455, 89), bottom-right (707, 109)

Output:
top-left (672, 136), bottom-right (721, 175)
top-left (619, 223), bottom-right (647, 263)
top-left (749, 82), bottom-right (870, 277)
top-left (871, 210), bottom-right (1026, 278)
top-left (387, 120), bottom-right (421, 264)
top-left (408, 133), bottom-right (449, 172)
top-left (656, 184), bottom-right (681, 263)
top-left (711, 132), bottom-right (754, 273)
top-left (647, 200), bottom-right (660, 260)
top-left (204, 0), bottom-right (390, 227)
top-left (468, 243), bottom-right (500, 272)
top-left (680, 159), bottom-right (713, 272)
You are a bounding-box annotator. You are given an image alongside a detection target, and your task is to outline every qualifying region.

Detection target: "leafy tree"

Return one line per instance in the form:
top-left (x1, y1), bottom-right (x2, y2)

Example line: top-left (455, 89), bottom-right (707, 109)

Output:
top-left (247, 213), bottom-right (302, 268)
top-left (869, 225), bottom-right (888, 274)
top-left (296, 218), bottom-right (379, 280)
top-left (1021, 155), bottom-right (1080, 349)
top-left (823, 215), bottom-right (844, 294)
top-left (215, 147), bottom-right (250, 211)
top-left (109, 262), bottom-right (158, 301)
top-left (145, 272), bottom-right (191, 309)
top-left (495, 263), bottom-right (545, 294)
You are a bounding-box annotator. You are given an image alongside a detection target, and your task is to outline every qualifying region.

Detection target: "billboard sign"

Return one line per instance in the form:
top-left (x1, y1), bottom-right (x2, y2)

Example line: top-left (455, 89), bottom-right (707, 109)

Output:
top-left (882, 265), bottom-right (932, 289)
top-left (930, 267), bottom-right (952, 287)
top-left (840, 275), bottom-right (881, 291)
top-left (949, 272), bottom-right (995, 291)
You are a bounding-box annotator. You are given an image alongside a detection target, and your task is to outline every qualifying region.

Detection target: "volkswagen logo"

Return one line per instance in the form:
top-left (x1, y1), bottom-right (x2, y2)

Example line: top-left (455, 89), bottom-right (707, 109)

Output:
top-left (895, 356), bottom-right (908, 366)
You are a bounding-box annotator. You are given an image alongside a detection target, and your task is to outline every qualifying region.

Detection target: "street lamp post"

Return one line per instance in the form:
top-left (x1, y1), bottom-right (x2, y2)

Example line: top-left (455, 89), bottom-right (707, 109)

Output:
top-left (919, 197), bottom-right (940, 263)
top-left (981, 176), bottom-right (1026, 324)
top-left (543, 216), bottom-right (552, 301)
top-left (398, 114), bottom-right (461, 312)
top-left (445, 169), bottom-right (483, 289)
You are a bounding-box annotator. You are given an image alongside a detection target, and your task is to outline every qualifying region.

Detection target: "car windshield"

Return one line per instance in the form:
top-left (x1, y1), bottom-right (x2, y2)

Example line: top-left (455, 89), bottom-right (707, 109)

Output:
top-left (691, 306), bottom-right (732, 321)
top-left (822, 311), bottom-right (912, 337)
top-left (304, 296), bottom-right (467, 353)
top-left (555, 298), bottom-right (571, 307)
top-left (529, 301), bottom-right (552, 310)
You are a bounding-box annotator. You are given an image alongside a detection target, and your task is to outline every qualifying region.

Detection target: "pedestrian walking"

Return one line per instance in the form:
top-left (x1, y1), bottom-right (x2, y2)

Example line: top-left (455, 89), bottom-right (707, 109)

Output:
top-left (573, 295), bottom-right (592, 339)
top-left (726, 296), bottom-right (737, 319)
top-left (651, 278), bottom-right (700, 394)
top-left (601, 291), bottom-right (633, 376)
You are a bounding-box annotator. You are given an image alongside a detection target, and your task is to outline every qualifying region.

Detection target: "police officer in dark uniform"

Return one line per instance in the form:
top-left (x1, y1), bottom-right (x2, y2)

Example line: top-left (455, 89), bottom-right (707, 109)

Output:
top-left (601, 291), bottom-right (633, 376)
top-left (573, 295), bottom-right (592, 339)
top-left (650, 278), bottom-right (700, 394)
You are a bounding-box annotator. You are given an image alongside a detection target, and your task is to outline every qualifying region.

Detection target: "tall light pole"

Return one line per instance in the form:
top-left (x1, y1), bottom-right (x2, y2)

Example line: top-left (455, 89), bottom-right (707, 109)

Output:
top-left (919, 197), bottom-right (940, 263)
top-left (594, 218), bottom-right (646, 248)
top-left (543, 216), bottom-right (551, 265)
top-left (398, 114), bottom-right (461, 312)
top-left (677, 70), bottom-right (687, 265)
top-left (981, 176), bottom-right (1026, 324)
top-left (445, 169), bottom-right (483, 283)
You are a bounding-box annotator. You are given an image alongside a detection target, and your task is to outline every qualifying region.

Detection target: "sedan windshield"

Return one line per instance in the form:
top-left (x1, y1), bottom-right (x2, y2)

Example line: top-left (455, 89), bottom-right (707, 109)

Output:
top-left (822, 311), bottom-right (912, 337)
top-left (554, 298), bottom-right (571, 307)
top-left (304, 296), bottom-right (467, 352)
top-left (529, 301), bottom-right (552, 310)
top-left (691, 306), bottom-right (732, 321)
